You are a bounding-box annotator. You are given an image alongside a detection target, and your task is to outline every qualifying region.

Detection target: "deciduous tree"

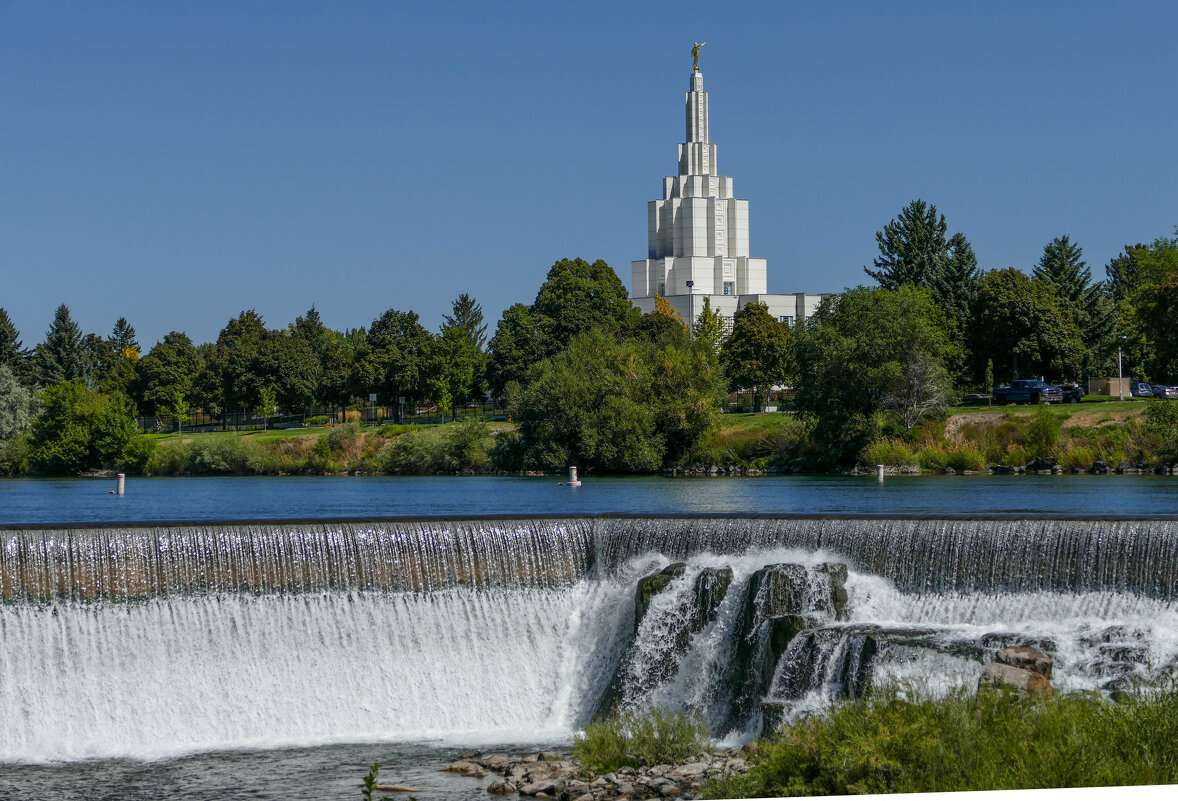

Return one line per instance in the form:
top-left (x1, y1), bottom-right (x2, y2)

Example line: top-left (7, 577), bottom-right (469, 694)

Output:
top-left (720, 302), bottom-right (795, 412)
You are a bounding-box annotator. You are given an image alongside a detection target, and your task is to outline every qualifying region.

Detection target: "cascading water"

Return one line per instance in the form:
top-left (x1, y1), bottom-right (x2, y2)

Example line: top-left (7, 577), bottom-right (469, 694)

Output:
top-left (4, 515), bottom-right (1178, 763)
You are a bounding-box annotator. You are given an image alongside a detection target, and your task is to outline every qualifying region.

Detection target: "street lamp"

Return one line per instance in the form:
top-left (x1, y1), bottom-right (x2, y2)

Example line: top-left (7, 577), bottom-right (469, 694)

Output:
top-left (685, 280), bottom-right (694, 293)
top-left (1118, 336), bottom-right (1127, 401)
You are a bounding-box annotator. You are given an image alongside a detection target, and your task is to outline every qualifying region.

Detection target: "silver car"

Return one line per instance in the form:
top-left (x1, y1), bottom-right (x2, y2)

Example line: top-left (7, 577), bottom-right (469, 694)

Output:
top-left (1150, 384), bottom-right (1178, 399)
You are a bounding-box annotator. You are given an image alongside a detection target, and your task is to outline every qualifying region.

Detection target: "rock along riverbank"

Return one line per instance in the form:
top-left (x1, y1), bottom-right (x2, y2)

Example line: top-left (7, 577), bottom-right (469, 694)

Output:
top-left (441, 748), bottom-right (751, 801)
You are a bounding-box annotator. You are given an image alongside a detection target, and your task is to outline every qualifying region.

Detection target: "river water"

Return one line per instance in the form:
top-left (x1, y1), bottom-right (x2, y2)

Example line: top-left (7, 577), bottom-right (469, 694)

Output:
top-left (2, 475), bottom-right (1177, 800)
top-left (2, 473), bottom-right (1177, 524)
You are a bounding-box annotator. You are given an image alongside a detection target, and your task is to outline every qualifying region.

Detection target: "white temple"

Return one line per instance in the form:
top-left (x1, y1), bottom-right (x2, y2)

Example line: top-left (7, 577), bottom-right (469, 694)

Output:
top-left (631, 68), bottom-right (829, 328)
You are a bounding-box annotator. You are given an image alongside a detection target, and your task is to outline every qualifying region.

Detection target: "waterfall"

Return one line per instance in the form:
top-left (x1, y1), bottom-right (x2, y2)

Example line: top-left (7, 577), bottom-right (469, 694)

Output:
top-left (3, 515), bottom-right (1178, 762)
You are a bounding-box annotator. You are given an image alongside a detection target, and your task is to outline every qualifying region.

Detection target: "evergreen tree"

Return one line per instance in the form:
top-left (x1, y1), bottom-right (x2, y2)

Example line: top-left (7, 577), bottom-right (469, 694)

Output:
top-left (864, 200), bottom-right (949, 290)
top-left (930, 234), bottom-right (979, 332)
top-left (1106, 247), bottom-right (1144, 305)
top-left (0, 308), bottom-right (30, 383)
top-left (436, 295), bottom-right (489, 410)
top-left (96, 318), bottom-right (140, 397)
top-left (1033, 236), bottom-right (1117, 377)
top-left (442, 293), bottom-right (488, 350)
top-left (33, 304), bottom-right (90, 386)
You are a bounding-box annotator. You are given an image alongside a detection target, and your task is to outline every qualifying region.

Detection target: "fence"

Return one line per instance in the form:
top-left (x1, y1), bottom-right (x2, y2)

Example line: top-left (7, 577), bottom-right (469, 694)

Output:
top-left (137, 400), bottom-right (509, 434)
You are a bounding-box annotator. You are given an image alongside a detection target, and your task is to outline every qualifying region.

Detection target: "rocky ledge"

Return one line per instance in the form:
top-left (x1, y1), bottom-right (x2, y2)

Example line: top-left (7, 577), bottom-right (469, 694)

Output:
top-left (442, 748), bottom-right (751, 800)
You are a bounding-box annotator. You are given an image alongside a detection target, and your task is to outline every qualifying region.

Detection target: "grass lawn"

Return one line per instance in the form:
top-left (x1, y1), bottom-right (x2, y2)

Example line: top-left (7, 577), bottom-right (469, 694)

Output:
top-left (946, 397), bottom-right (1149, 417)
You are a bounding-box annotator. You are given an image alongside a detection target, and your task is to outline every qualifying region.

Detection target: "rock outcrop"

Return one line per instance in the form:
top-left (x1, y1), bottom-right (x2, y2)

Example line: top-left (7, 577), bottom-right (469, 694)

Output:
top-left (978, 645), bottom-right (1054, 698)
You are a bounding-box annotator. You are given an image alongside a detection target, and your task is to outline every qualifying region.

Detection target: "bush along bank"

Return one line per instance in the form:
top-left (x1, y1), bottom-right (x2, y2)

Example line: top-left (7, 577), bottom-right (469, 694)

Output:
top-left (859, 401), bottom-right (1178, 476)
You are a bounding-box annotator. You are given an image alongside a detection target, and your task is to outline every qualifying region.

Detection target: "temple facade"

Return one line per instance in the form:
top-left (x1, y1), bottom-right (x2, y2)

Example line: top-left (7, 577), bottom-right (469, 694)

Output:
top-left (631, 69), bottom-right (829, 328)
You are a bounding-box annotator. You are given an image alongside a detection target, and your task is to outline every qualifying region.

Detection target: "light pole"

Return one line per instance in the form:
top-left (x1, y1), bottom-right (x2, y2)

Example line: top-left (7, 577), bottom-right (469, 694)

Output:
top-left (1118, 335), bottom-right (1127, 401)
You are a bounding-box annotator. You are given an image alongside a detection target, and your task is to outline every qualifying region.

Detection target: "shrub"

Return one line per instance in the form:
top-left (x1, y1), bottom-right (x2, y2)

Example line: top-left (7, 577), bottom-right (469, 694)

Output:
top-left (862, 439), bottom-right (917, 468)
top-left (326, 423), bottom-right (361, 454)
top-left (446, 419), bottom-right (493, 471)
top-left (1059, 444), bottom-right (1097, 471)
top-left (382, 427), bottom-right (450, 474)
top-left (573, 708), bottom-right (711, 774)
top-left (145, 442), bottom-right (189, 475)
top-left (945, 445), bottom-right (985, 472)
top-left (915, 447), bottom-right (949, 472)
top-left (121, 435), bottom-right (157, 474)
top-left (304, 415), bottom-right (328, 427)
top-left (1020, 405), bottom-right (1063, 458)
top-left (707, 687), bottom-right (1178, 798)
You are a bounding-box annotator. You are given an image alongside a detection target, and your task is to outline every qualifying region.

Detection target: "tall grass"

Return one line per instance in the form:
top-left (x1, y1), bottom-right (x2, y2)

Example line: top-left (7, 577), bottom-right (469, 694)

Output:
top-left (573, 708), bottom-right (711, 774)
top-left (706, 687), bottom-right (1178, 798)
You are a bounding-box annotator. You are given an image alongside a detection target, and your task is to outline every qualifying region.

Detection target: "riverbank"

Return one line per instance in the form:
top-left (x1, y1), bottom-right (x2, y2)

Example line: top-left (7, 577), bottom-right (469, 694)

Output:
top-left (4, 397), bottom-right (1175, 478)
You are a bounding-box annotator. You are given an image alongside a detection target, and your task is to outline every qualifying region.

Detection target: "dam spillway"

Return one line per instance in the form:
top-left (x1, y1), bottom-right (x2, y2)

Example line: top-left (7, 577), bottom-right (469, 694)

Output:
top-left (3, 515), bottom-right (1178, 762)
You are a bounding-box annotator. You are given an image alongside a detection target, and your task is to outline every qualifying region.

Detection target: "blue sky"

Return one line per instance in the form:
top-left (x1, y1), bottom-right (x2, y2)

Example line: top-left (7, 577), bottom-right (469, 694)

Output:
top-left (2, 1), bottom-right (1176, 347)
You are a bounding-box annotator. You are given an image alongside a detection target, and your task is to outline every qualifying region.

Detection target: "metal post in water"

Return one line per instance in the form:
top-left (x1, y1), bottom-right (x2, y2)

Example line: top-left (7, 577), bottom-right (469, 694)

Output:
top-left (117, 473), bottom-right (125, 495)
top-left (876, 464), bottom-right (885, 481)
top-left (567, 466), bottom-right (582, 486)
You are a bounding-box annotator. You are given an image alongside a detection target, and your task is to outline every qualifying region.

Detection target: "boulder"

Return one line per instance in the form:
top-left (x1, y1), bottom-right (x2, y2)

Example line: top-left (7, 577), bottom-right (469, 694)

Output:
top-left (1116, 460), bottom-right (1133, 474)
top-left (988, 463), bottom-right (1012, 475)
top-left (486, 779), bottom-right (515, 795)
top-left (442, 760), bottom-right (485, 778)
top-left (634, 563), bottom-right (687, 632)
top-left (996, 646), bottom-right (1053, 679)
top-left (761, 701), bottom-right (786, 738)
top-left (1091, 459), bottom-right (1109, 474)
top-left (1025, 456), bottom-right (1055, 473)
top-left (481, 752), bottom-right (512, 771)
top-left (978, 661), bottom-right (1052, 697)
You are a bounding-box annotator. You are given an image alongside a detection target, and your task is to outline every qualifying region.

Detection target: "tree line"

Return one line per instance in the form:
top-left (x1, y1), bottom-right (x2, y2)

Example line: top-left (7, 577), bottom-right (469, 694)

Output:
top-left (3, 205), bottom-right (1177, 474)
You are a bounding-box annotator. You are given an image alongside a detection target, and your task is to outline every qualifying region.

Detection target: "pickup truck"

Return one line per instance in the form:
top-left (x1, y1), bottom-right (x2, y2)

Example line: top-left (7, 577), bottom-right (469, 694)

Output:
top-left (993, 379), bottom-right (1064, 405)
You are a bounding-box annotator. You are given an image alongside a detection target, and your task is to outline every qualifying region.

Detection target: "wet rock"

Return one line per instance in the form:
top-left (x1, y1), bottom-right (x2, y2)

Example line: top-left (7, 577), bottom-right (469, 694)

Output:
top-left (987, 463), bottom-right (1012, 474)
top-left (841, 632), bottom-right (880, 698)
top-left (761, 701), bottom-right (786, 737)
top-left (1103, 676), bottom-right (1135, 703)
top-left (814, 562), bottom-right (849, 620)
top-left (1117, 460), bottom-right (1133, 474)
top-left (486, 778), bottom-right (515, 795)
top-left (978, 661), bottom-right (1053, 697)
top-left (943, 466), bottom-right (957, 475)
top-left (598, 565), bottom-right (734, 716)
top-left (634, 563), bottom-right (687, 631)
top-left (443, 760), bottom-right (485, 778)
top-left (996, 646), bottom-right (1053, 679)
top-left (481, 752), bottom-right (512, 771)
top-left (519, 777), bottom-right (559, 796)
top-left (1025, 456), bottom-right (1055, 473)
top-left (1092, 459), bottom-right (1110, 474)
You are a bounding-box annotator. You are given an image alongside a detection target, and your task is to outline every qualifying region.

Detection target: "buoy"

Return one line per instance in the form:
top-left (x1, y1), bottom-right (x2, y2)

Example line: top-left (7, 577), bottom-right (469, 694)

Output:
top-left (876, 464), bottom-right (885, 481)
top-left (567, 466), bottom-right (582, 487)
top-left (117, 473), bottom-right (126, 495)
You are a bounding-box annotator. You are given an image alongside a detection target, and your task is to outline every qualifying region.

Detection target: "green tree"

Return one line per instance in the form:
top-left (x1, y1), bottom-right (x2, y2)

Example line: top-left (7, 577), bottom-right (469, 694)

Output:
top-left (435, 294), bottom-right (489, 411)
top-left (508, 331), bottom-right (723, 472)
top-left (794, 286), bottom-right (958, 465)
top-left (291, 305), bottom-right (331, 358)
top-left (633, 296), bottom-right (690, 344)
top-left (214, 310), bottom-right (268, 411)
top-left (691, 296), bottom-right (726, 363)
top-left (864, 200), bottom-right (950, 290)
top-left (356, 308), bottom-right (433, 420)
top-left (95, 317), bottom-right (140, 397)
top-left (29, 380), bottom-right (103, 474)
top-left (254, 332), bottom-right (320, 410)
top-left (929, 232), bottom-right (979, 359)
top-left (256, 386), bottom-right (277, 430)
top-left (136, 332), bottom-right (200, 415)
top-left (0, 308), bottom-right (31, 384)
top-left (0, 363), bottom-right (35, 441)
top-left (92, 391), bottom-right (141, 466)
top-left (1033, 235), bottom-right (1116, 377)
top-left (720, 302), bottom-right (796, 412)
top-left (1114, 232), bottom-right (1178, 381)
top-left (33, 304), bottom-right (91, 386)
top-left (532, 257), bottom-right (639, 345)
top-left (487, 303), bottom-right (552, 396)
top-left (971, 268), bottom-right (1084, 383)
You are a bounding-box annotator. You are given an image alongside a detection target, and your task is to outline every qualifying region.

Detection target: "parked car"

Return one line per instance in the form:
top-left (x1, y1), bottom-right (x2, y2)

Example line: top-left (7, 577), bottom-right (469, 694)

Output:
top-left (1060, 384), bottom-right (1086, 403)
top-left (1150, 384), bottom-right (1178, 399)
top-left (993, 379), bottom-right (1064, 405)
top-left (1131, 382), bottom-right (1153, 398)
